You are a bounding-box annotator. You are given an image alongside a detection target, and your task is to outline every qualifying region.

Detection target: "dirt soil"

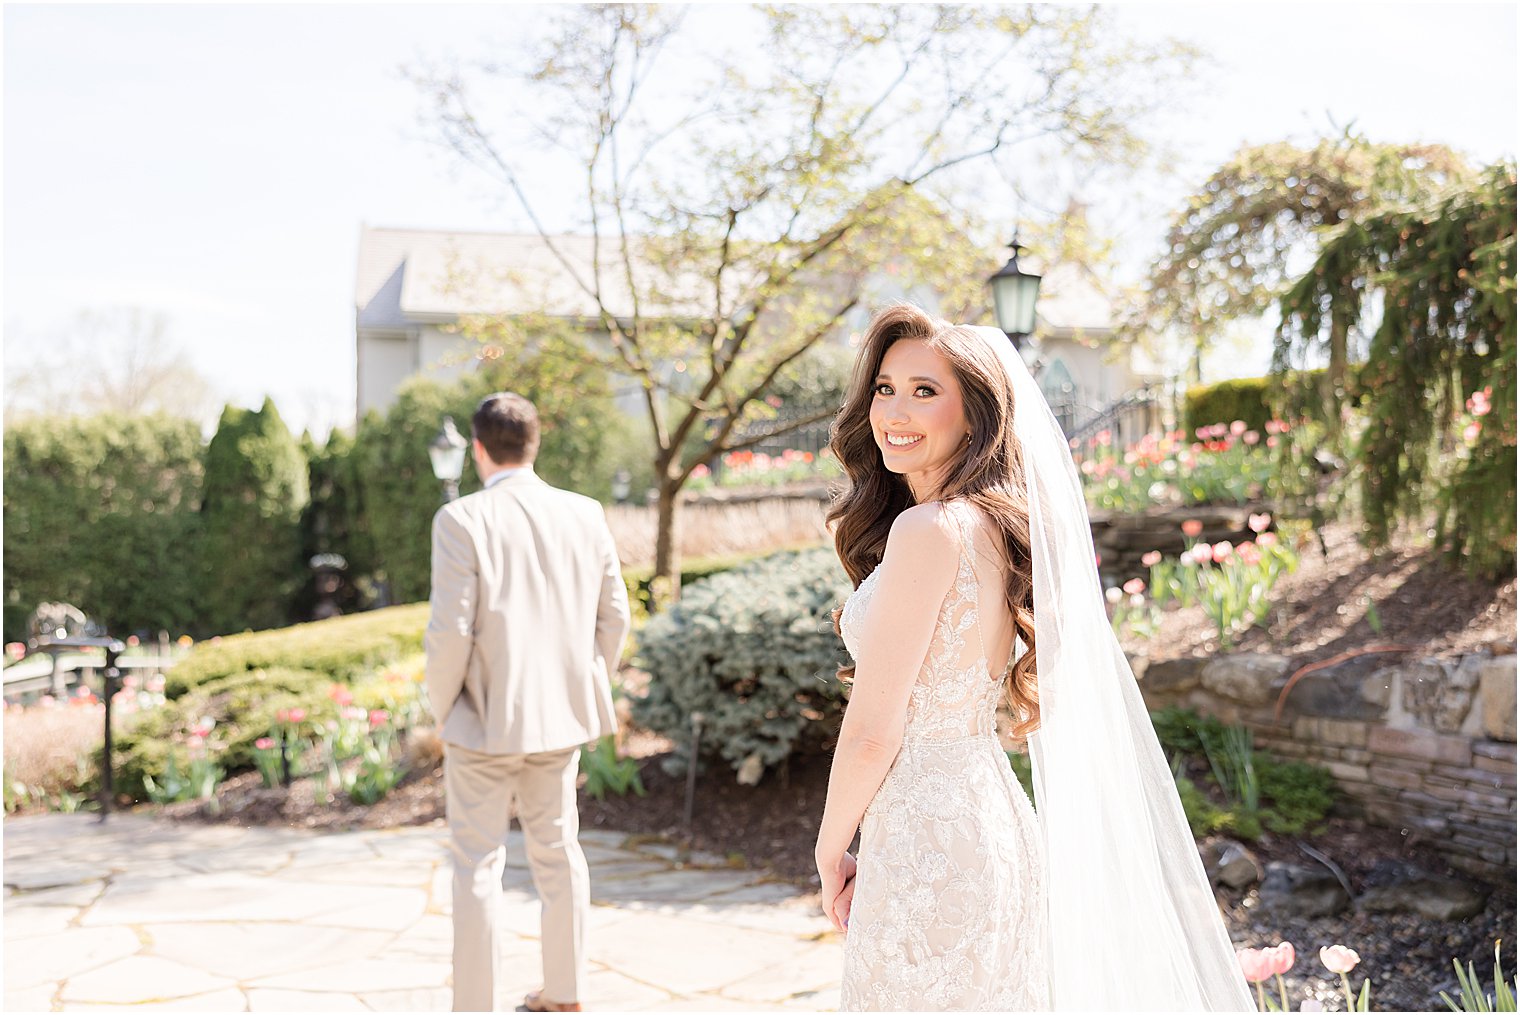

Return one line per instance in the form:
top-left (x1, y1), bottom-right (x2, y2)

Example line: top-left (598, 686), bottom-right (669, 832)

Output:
top-left (1118, 516), bottom-right (1517, 667)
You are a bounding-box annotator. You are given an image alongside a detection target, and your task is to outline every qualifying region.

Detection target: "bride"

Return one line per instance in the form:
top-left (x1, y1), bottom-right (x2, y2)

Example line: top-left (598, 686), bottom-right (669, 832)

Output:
top-left (815, 304), bottom-right (1254, 1012)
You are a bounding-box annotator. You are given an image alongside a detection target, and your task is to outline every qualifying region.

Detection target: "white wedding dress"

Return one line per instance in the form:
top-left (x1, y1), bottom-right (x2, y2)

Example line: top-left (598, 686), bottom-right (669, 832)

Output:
top-left (837, 499), bottom-right (1050, 1012)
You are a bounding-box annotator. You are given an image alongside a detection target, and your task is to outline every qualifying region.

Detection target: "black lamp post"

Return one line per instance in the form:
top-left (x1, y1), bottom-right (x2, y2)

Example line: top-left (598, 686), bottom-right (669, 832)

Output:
top-left (429, 416), bottom-right (469, 504)
top-left (988, 230), bottom-right (1043, 351)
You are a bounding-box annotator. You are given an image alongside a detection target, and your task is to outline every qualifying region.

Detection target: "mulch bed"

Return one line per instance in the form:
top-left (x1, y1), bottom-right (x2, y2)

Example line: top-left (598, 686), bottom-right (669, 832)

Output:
top-left (1118, 516), bottom-right (1516, 666)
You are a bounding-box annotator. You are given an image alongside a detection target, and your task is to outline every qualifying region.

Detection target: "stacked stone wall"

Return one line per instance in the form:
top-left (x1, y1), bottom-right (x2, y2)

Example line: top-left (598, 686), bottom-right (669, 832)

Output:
top-left (1132, 649), bottom-right (1517, 883)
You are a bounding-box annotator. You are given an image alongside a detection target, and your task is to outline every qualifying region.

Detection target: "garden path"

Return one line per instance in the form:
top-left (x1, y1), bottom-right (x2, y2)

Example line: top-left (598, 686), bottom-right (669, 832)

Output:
top-left (3, 813), bottom-right (841, 1012)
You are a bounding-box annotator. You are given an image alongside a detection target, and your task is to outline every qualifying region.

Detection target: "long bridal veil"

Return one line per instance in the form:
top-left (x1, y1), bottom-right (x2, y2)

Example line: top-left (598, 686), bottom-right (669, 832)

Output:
top-left (966, 325), bottom-right (1254, 1012)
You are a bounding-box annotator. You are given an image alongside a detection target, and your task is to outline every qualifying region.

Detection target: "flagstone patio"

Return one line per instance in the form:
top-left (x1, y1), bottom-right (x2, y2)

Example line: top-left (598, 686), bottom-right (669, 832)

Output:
top-left (2, 813), bottom-right (841, 1012)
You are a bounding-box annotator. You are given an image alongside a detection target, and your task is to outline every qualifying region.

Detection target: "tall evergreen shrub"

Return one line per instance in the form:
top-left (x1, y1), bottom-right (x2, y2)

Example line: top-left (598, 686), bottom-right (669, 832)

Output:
top-left (199, 398), bottom-right (309, 634)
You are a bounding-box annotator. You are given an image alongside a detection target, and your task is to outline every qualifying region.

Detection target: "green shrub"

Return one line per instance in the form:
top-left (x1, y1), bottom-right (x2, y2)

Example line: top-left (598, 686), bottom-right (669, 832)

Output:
top-left (1184, 365), bottom-right (1365, 435)
top-left (198, 399), bottom-right (310, 635)
top-left (3, 413), bottom-right (204, 642)
top-left (1153, 707), bottom-right (1337, 839)
top-left (632, 546), bottom-right (851, 781)
top-left (165, 604), bottom-right (427, 698)
top-left (1257, 754), bottom-right (1337, 834)
top-left (1151, 706), bottom-right (1232, 759)
top-left (116, 666), bottom-right (334, 799)
top-left (622, 548), bottom-right (790, 623)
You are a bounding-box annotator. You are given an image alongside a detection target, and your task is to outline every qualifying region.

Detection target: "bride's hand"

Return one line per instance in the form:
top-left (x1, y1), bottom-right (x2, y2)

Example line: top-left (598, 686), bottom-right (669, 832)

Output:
top-left (817, 850), bottom-right (857, 932)
top-left (832, 875), bottom-right (856, 931)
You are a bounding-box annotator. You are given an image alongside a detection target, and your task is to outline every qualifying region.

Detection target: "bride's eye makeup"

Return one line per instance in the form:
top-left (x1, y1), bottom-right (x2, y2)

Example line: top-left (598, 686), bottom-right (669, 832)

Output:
top-left (873, 381), bottom-right (939, 397)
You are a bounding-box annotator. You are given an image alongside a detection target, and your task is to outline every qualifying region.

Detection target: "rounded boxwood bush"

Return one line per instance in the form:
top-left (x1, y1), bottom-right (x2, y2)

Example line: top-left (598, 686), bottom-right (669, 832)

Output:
top-left (632, 546), bottom-right (852, 783)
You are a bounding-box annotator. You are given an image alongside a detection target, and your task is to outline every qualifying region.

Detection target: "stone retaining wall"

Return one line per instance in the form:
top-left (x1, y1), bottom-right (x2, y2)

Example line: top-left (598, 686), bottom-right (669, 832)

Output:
top-left (1131, 648), bottom-right (1518, 883)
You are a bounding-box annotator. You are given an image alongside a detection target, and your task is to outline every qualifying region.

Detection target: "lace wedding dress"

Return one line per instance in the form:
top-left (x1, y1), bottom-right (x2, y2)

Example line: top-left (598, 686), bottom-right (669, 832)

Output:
top-left (837, 499), bottom-right (1050, 1011)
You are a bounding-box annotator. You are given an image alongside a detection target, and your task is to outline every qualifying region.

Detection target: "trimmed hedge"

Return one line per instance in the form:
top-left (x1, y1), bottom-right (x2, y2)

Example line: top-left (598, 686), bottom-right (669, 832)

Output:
top-left (165, 603), bottom-right (428, 699)
top-left (3, 413), bottom-right (204, 643)
top-left (632, 547), bottom-right (852, 782)
top-left (1183, 364), bottom-right (1366, 435)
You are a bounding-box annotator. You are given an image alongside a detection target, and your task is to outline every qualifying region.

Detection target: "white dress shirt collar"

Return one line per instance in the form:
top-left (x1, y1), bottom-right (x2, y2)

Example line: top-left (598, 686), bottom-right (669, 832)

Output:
top-left (484, 465), bottom-right (534, 489)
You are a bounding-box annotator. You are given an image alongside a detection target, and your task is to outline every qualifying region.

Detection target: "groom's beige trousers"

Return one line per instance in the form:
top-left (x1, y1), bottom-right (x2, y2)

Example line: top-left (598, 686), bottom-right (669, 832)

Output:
top-left (445, 743), bottom-right (589, 1012)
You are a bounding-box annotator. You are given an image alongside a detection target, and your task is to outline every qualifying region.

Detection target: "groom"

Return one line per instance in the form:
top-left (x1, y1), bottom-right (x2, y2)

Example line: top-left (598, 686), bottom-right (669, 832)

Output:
top-left (425, 392), bottom-right (632, 1013)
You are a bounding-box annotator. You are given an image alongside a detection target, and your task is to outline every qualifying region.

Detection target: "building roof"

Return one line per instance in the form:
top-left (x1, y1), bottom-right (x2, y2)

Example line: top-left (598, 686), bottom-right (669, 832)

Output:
top-left (355, 226), bottom-right (715, 327)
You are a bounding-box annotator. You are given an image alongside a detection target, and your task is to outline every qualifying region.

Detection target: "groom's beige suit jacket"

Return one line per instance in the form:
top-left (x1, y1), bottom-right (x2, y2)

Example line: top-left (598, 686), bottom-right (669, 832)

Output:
top-left (424, 470), bottom-right (631, 754)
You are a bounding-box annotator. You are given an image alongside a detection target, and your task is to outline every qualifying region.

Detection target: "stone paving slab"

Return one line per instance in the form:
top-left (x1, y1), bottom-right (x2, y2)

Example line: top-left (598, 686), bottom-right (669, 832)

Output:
top-left (3, 813), bottom-right (841, 1012)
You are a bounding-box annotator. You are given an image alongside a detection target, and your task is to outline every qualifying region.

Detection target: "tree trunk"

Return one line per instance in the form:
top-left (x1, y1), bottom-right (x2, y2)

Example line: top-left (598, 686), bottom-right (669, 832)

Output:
top-left (651, 477), bottom-right (683, 610)
top-left (1326, 307), bottom-right (1349, 442)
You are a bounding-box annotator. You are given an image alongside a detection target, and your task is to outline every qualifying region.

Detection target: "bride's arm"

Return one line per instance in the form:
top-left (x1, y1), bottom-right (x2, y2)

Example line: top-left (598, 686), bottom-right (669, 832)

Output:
top-left (815, 503), bottom-right (959, 907)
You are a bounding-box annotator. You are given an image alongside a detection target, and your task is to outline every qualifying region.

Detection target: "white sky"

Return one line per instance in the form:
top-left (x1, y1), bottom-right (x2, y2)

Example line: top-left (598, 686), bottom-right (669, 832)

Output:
top-left (4, 2), bottom-right (1516, 437)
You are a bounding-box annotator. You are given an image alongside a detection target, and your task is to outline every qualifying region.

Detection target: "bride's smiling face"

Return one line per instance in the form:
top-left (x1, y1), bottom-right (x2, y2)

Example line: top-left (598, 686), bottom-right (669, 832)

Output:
top-left (869, 338), bottom-right (969, 500)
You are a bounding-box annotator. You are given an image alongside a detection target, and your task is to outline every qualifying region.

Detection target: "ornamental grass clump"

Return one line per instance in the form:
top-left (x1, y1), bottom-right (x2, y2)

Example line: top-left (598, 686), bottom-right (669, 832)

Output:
top-left (633, 547), bottom-right (852, 783)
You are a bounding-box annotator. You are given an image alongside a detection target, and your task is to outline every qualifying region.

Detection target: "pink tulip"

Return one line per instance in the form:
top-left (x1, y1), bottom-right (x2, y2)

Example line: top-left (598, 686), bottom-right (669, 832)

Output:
top-left (286, 708), bottom-right (307, 724)
top-left (1319, 945), bottom-right (1360, 974)
top-left (1242, 430), bottom-right (1260, 445)
top-left (1237, 947), bottom-right (1274, 983)
top-left (1237, 543), bottom-right (1262, 566)
top-left (1257, 531), bottom-right (1278, 548)
top-left (254, 737), bottom-right (275, 750)
top-left (1211, 540), bottom-right (1235, 562)
top-left (369, 709), bottom-right (390, 728)
top-left (1464, 421), bottom-right (1481, 443)
top-left (1122, 578), bottom-right (1146, 595)
top-left (1266, 941), bottom-right (1295, 975)
top-left (1248, 512), bottom-right (1272, 533)
top-left (1141, 550), bottom-right (1162, 567)
top-left (1230, 420), bottom-right (1248, 436)
top-left (1181, 519), bottom-right (1204, 538)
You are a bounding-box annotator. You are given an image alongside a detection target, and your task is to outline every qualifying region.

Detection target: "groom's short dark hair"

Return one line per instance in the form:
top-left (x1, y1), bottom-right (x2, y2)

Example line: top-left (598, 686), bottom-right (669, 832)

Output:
top-left (472, 392), bottom-right (540, 465)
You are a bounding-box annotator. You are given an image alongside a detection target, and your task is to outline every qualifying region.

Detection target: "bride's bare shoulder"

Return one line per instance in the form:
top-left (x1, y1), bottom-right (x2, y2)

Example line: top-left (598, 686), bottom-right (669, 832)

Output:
top-left (883, 503), bottom-right (960, 565)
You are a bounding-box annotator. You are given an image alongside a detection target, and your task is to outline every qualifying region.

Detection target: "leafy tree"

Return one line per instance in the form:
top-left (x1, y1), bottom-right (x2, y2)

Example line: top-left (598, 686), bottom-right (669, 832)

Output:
top-left (410, 3), bottom-right (1190, 601)
top-left (3, 414), bottom-right (204, 642)
top-left (1129, 132), bottom-right (1471, 394)
top-left (199, 398), bottom-right (310, 634)
top-left (1276, 162), bottom-right (1516, 580)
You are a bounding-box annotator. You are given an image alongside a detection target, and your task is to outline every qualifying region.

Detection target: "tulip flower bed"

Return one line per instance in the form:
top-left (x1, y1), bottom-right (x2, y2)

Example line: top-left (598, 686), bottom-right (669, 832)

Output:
top-left (685, 447), bottom-right (842, 493)
top-left (1109, 512), bottom-right (1300, 649)
top-left (1234, 937), bottom-right (1516, 1012)
top-left (1075, 419), bottom-right (1287, 513)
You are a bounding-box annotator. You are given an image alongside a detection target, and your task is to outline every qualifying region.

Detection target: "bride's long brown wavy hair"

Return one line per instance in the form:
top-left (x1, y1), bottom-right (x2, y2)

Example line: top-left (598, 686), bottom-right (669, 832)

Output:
top-left (827, 303), bottom-right (1040, 737)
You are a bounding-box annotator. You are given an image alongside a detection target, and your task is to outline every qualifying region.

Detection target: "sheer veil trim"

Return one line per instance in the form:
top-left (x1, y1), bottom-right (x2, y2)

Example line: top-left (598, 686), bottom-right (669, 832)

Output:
top-left (963, 325), bottom-right (1253, 1012)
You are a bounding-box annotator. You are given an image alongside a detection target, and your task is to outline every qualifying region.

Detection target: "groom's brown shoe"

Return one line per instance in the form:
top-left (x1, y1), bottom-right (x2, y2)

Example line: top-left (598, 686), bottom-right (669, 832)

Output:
top-left (520, 990), bottom-right (582, 1012)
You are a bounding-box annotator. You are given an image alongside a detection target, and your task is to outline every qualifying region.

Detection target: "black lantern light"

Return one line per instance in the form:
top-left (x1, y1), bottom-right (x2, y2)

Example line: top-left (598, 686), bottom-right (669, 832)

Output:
top-left (988, 230), bottom-right (1042, 350)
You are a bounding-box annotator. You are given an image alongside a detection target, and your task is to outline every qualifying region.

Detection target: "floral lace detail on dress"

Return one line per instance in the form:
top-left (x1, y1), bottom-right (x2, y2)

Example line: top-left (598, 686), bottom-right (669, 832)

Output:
top-left (837, 500), bottom-right (1049, 1012)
